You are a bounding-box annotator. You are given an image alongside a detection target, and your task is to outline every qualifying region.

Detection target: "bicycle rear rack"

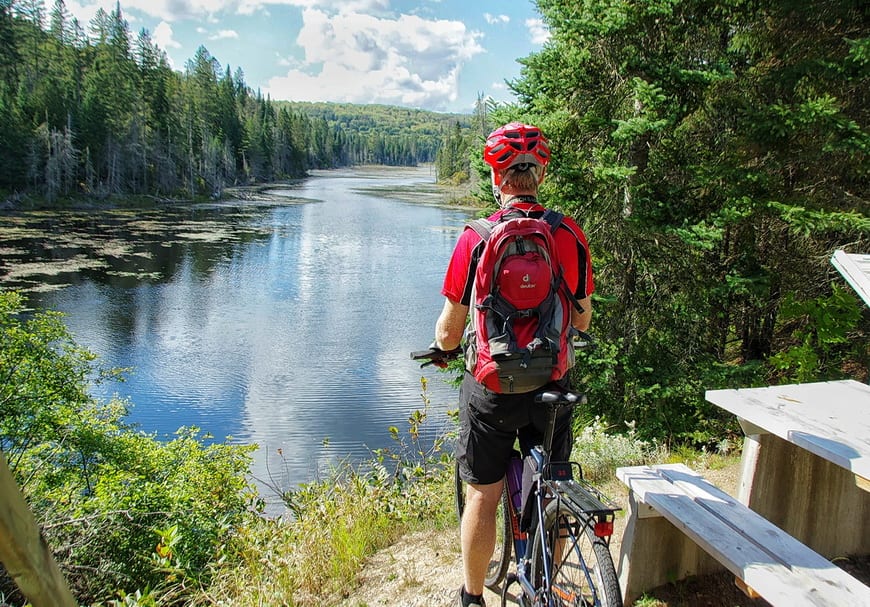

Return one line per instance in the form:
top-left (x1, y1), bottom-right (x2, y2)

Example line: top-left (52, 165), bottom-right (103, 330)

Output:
top-left (555, 477), bottom-right (620, 515)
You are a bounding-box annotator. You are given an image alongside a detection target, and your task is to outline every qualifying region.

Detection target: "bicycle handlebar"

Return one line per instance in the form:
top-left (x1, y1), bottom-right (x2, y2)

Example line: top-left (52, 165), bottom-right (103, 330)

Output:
top-left (571, 330), bottom-right (596, 351)
top-left (410, 346), bottom-right (463, 368)
top-left (410, 331), bottom-right (595, 370)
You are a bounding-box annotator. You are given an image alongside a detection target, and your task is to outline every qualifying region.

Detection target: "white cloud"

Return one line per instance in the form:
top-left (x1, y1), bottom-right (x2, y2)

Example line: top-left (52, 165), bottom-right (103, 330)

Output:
top-left (64, 0), bottom-right (111, 27)
top-left (210, 29), bottom-right (239, 39)
top-left (276, 53), bottom-right (299, 67)
top-left (526, 18), bottom-right (549, 45)
top-left (264, 9), bottom-right (484, 110)
top-left (150, 21), bottom-right (180, 67)
top-left (153, 21), bottom-right (182, 49)
top-left (66, 0), bottom-right (392, 25)
top-left (484, 13), bottom-right (509, 25)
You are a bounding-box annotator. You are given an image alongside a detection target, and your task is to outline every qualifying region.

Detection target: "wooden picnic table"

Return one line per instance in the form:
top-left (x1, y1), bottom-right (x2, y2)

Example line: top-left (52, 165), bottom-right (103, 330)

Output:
top-left (831, 250), bottom-right (870, 308)
top-left (705, 379), bottom-right (870, 559)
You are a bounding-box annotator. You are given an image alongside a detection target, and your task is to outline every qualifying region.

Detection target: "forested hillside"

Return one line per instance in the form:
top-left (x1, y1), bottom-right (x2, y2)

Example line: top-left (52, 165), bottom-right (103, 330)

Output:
top-left (0, 2), bottom-right (473, 202)
top-left (280, 101), bottom-right (472, 167)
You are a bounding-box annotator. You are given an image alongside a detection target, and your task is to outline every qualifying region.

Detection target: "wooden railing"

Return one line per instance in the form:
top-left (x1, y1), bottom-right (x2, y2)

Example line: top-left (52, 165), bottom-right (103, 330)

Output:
top-left (0, 452), bottom-right (77, 607)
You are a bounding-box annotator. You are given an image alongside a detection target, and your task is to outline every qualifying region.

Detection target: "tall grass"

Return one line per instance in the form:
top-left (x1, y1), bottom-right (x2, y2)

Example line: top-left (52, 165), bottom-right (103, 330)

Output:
top-left (191, 378), bottom-right (456, 606)
top-left (192, 463), bottom-right (455, 606)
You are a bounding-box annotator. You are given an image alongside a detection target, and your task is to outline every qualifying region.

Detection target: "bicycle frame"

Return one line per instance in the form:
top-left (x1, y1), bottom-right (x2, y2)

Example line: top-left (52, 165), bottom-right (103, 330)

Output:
top-left (500, 397), bottom-right (620, 607)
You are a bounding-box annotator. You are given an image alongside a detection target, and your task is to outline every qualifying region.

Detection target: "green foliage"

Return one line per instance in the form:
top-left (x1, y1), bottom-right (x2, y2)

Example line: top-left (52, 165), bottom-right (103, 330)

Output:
top-left (768, 285), bottom-right (866, 383)
top-left (435, 120), bottom-right (472, 183)
top-left (0, 291), bottom-right (257, 605)
top-left (514, 0), bottom-right (870, 445)
top-left (571, 417), bottom-right (667, 482)
top-left (0, 5), bottom-right (464, 200)
top-left (1, 290), bottom-right (105, 476)
top-left (571, 329), bottom-right (749, 446)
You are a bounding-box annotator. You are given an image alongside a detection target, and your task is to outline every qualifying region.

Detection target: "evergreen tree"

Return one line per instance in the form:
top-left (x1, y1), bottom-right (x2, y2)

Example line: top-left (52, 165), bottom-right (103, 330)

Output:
top-left (436, 121), bottom-right (468, 182)
top-left (515, 0), bottom-right (869, 440)
top-left (0, 10), bottom-right (458, 199)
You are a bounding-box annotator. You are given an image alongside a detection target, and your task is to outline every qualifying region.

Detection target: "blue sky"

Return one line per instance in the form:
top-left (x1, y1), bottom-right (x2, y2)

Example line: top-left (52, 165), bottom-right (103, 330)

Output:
top-left (62, 0), bottom-right (550, 113)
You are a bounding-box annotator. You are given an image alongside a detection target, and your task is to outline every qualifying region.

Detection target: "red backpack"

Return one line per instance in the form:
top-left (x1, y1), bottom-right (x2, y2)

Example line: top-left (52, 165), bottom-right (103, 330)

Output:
top-left (464, 209), bottom-right (581, 393)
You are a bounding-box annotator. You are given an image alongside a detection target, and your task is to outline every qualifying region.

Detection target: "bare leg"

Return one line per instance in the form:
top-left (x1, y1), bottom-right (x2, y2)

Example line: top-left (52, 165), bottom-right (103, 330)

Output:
top-left (460, 479), bottom-right (504, 596)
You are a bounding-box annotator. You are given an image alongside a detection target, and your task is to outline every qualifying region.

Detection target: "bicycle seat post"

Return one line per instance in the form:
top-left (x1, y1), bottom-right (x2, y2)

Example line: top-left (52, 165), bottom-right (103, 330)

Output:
top-left (541, 404), bottom-right (559, 466)
top-left (535, 391), bottom-right (585, 467)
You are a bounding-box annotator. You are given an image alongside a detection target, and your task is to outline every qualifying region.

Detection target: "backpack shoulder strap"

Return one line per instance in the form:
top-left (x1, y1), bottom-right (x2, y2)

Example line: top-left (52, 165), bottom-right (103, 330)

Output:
top-left (541, 209), bottom-right (564, 233)
top-left (539, 209), bottom-right (586, 314)
top-left (466, 218), bottom-right (494, 242)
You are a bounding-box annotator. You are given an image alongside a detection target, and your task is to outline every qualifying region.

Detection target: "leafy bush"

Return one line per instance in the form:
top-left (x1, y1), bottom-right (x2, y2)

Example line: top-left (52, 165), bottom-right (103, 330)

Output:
top-left (571, 417), bottom-right (667, 482)
top-left (0, 291), bottom-right (257, 605)
top-left (768, 285), bottom-right (866, 383)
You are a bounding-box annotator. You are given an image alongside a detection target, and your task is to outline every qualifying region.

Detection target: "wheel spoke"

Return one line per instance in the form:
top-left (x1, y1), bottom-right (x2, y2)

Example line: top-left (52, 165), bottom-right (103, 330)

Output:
top-left (531, 501), bottom-right (622, 607)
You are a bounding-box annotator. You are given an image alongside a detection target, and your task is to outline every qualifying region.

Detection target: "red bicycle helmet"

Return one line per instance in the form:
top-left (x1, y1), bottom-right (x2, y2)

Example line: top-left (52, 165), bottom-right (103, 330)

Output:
top-left (483, 122), bottom-right (550, 171)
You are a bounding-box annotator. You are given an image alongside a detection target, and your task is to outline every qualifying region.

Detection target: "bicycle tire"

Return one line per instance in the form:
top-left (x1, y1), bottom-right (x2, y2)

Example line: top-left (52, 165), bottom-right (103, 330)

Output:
top-left (454, 459), bottom-right (512, 589)
top-left (530, 499), bottom-right (622, 607)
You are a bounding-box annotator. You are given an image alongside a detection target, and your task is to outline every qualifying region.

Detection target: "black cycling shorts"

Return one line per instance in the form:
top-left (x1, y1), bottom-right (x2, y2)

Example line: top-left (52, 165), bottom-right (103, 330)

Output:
top-left (455, 372), bottom-right (574, 485)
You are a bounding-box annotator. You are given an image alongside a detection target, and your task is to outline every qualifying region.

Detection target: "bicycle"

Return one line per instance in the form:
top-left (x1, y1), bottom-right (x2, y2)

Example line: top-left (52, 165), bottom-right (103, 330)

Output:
top-left (411, 339), bottom-right (622, 607)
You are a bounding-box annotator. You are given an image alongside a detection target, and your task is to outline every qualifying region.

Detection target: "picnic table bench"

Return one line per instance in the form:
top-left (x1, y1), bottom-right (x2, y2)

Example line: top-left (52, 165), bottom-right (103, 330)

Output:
top-left (616, 463), bottom-right (870, 606)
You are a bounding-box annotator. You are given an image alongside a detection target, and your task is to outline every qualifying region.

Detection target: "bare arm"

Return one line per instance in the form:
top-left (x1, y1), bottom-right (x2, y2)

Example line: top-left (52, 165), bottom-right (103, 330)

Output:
top-left (435, 298), bottom-right (468, 351)
top-left (572, 296), bottom-right (592, 332)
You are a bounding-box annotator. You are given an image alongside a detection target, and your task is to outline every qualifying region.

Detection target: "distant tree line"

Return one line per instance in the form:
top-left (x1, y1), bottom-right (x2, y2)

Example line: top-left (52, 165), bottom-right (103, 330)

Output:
top-left (0, 0), bottom-right (472, 202)
top-left (282, 101), bottom-right (472, 168)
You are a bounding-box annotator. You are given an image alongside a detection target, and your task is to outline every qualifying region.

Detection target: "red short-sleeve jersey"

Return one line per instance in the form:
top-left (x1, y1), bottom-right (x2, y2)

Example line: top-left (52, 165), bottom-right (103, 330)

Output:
top-left (441, 202), bottom-right (594, 305)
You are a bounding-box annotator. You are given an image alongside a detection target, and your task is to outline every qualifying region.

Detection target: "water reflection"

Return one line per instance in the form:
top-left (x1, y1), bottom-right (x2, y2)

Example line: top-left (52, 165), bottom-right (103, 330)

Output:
top-left (2, 167), bottom-right (470, 512)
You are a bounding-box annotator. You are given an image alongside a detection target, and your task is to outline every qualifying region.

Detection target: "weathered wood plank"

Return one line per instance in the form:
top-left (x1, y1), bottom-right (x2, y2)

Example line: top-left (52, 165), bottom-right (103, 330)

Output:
top-left (737, 433), bottom-right (870, 558)
top-left (705, 380), bottom-right (870, 480)
top-left (832, 250), bottom-right (870, 308)
top-left (0, 452), bottom-right (77, 607)
top-left (617, 464), bottom-right (870, 607)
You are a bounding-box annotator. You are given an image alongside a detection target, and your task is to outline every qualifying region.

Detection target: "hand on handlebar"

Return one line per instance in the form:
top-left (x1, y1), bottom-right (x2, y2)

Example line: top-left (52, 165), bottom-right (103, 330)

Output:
top-left (572, 330), bottom-right (596, 351)
top-left (410, 344), bottom-right (462, 369)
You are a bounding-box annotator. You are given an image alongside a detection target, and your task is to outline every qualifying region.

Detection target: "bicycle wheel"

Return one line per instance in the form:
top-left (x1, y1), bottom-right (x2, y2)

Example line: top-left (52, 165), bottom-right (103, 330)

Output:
top-left (454, 460), bottom-right (512, 589)
top-left (530, 500), bottom-right (621, 606)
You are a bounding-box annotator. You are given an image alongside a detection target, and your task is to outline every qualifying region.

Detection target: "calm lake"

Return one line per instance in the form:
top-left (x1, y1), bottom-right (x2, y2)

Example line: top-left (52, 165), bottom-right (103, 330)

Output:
top-left (0, 166), bottom-right (471, 512)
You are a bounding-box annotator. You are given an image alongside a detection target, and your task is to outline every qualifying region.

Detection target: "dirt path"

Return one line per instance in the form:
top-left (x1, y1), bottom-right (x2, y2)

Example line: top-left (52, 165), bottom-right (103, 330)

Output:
top-left (337, 461), bottom-right (746, 607)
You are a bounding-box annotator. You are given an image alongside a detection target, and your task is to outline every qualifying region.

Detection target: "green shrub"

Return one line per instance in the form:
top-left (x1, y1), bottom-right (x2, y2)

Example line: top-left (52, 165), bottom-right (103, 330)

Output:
top-left (0, 291), bottom-right (258, 605)
top-left (571, 417), bottom-right (667, 482)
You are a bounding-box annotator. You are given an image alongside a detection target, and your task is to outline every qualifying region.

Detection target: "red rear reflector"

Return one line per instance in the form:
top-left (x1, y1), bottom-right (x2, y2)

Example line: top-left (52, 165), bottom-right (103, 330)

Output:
top-left (594, 520), bottom-right (614, 538)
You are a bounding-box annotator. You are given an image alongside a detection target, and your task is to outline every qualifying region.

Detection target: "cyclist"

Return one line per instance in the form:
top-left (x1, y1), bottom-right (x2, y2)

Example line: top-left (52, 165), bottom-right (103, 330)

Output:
top-left (433, 122), bottom-right (594, 607)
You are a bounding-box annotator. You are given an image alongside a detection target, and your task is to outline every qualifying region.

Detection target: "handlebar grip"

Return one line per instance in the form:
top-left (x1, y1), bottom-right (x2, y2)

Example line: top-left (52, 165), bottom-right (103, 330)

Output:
top-left (410, 347), bottom-right (462, 368)
top-left (410, 347), bottom-right (462, 361)
top-left (572, 330), bottom-right (596, 351)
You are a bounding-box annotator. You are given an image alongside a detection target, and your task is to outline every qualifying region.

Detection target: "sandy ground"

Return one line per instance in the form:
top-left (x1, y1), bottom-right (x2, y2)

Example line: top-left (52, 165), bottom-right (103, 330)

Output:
top-left (336, 461), bottom-right (746, 607)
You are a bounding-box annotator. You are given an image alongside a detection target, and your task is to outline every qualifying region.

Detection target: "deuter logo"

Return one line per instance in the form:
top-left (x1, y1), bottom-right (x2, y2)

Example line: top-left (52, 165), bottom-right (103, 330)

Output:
top-left (520, 273), bottom-right (536, 289)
